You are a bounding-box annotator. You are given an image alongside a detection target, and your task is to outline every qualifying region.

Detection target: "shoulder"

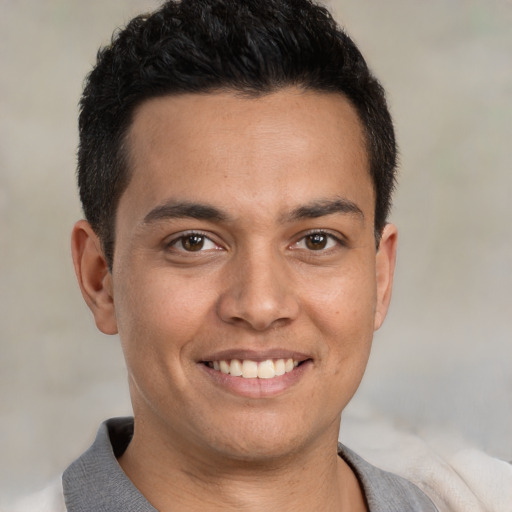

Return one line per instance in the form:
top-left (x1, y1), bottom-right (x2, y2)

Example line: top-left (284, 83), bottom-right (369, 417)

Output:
top-left (339, 444), bottom-right (438, 511)
top-left (340, 403), bottom-right (512, 512)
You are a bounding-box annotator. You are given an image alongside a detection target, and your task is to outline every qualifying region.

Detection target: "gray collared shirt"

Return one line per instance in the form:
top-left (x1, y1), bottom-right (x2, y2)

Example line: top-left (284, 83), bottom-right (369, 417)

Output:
top-left (63, 417), bottom-right (438, 511)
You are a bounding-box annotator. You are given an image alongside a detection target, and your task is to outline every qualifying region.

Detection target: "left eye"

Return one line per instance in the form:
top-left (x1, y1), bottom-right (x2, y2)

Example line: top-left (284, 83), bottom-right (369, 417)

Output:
top-left (294, 232), bottom-right (339, 251)
top-left (170, 234), bottom-right (218, 252)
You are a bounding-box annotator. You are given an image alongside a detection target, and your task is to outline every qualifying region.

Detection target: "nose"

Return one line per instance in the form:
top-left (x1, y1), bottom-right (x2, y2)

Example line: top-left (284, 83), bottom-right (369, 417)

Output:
top-left (216, 248), bottom-right (300, 332)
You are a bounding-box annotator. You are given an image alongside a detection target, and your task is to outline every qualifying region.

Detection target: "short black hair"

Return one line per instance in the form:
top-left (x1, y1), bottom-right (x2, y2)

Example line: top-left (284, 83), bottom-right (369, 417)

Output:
top-left (78, 0), bottom-right (397, 268)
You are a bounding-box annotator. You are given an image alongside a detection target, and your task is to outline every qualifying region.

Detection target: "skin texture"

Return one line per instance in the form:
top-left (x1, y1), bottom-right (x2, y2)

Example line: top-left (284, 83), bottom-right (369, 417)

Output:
top-left (72, 88), bottom-right (397, 511)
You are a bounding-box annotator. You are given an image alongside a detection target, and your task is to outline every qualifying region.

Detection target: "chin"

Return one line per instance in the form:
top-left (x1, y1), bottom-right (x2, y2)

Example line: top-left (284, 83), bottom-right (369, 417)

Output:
top-left (193, 412), bottom-right (334, 465)
top-left (208, 435), bottom-right (305, 463)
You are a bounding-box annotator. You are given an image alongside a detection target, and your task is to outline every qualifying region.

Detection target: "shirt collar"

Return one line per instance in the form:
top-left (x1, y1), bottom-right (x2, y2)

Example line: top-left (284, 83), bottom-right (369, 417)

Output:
top-left (63, 417), bottom-right (156, 512)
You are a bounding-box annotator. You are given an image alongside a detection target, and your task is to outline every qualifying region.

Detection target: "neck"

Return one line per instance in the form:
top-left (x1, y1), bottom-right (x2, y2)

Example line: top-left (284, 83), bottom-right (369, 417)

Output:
top-left (118, 417), bottom-right (367, 512)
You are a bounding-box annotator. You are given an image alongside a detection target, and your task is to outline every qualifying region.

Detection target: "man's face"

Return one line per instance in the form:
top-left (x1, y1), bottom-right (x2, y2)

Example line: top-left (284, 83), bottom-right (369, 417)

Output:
top-left (92, 89), bottom-right (396, 461)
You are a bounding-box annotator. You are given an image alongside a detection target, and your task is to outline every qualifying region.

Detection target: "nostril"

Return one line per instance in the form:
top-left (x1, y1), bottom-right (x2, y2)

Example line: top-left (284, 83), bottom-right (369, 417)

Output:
top-left (215, 274), bottom-right (300, 331)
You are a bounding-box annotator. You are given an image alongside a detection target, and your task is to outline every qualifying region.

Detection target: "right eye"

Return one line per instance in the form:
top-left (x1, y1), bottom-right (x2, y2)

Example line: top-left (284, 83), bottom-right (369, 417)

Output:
top-left (168, 233), bottom-right (219, 252)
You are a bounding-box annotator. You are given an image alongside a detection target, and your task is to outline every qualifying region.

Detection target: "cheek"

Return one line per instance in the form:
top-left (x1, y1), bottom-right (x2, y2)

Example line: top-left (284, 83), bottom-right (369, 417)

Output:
top-left (300, 258), bottom-right (377, 389)
top-left (113, 268), bottom-right (217, 366)
top-left (302, 259), bottom-right (377, 340)
top-left (298, 272), bottom-right (375, 423)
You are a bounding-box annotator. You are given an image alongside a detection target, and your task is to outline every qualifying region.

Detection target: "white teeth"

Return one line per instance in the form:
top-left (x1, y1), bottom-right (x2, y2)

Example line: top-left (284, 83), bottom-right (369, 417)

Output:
top-left (229, 359), bottom-right (243, 377)
top-left (220, 360), bottom-right (230, 374)
top-left (258, 360), bottom-right (276, 379)
top-left (274, 359), bottom-right (286, 376)
top-left (242, 360), bottom-right (259, 379)
top-left (208, 358), bottom-right (302, 378)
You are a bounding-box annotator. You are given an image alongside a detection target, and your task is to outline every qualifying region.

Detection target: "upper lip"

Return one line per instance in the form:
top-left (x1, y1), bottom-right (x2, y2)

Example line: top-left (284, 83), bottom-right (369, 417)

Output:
top-left (199, 348), bottom-right (312, 363)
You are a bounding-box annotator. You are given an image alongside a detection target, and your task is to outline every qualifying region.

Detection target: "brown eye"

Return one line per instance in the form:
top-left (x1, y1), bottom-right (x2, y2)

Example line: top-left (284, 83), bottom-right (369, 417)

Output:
top-left (294, 232), bottom-right (341, 252)
top-left (181, 234), bottom-right (206, 251)
top-left (167, 233), bottom-right (220, 254)
top-left (305, 233), bottom-right (328, 250)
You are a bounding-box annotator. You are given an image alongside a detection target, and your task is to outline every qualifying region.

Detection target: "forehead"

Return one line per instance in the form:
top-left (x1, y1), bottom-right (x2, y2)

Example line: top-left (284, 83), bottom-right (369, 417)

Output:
top-left (121, 88), bottom-right (373, 223)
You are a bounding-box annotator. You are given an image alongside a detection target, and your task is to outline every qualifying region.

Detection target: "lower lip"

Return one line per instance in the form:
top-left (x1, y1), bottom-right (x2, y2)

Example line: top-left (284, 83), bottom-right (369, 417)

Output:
top-left (198, 361), bottom-right (312, 398)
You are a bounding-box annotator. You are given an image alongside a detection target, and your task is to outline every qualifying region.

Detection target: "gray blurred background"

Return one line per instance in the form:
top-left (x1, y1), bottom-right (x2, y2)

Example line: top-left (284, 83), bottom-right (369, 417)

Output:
top-left (1, 0), bottom-right (511, 505)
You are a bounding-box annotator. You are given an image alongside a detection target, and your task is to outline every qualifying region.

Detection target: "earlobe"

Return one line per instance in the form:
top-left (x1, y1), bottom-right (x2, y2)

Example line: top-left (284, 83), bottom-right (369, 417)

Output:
top-left (374, 223), bottom-right (398, 331)
top-left (71, 220), bottom-right (118, 335)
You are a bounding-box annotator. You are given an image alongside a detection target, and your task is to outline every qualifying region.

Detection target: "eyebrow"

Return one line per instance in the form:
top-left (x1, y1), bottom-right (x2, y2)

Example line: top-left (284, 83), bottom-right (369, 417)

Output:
top-left (284, 197), bottom-right (364, 223)
top-left (143, 200), bottom-right (230, 224)
top-left (142, 196), bottom-right (364, 226)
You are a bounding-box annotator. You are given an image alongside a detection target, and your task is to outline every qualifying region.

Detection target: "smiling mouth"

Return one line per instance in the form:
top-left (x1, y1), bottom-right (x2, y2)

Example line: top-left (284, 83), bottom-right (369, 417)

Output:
top-left (203, 358), bottom-right (305, 379)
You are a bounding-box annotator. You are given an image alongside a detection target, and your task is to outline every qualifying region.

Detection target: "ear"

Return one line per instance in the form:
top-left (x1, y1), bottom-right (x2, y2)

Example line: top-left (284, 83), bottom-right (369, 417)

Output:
top-left (374, 223), bottom-right (398, 331)
top-left (71, 220), bottom-right (118, 335)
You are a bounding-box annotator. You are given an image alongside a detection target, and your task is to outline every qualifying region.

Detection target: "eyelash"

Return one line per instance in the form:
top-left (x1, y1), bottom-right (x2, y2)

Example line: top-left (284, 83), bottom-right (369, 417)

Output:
top-left (165, 229), bottom-right (345, 254)
top-left (166, 231), bottom-right (221, 253)
top-left (292, 230), bottom-right (345, 252)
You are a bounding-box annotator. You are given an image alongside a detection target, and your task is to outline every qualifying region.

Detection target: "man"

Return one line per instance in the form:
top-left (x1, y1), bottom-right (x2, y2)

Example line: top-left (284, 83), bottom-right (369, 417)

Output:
top-left (66, 0), bottom-right (438, 510)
